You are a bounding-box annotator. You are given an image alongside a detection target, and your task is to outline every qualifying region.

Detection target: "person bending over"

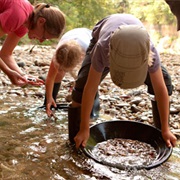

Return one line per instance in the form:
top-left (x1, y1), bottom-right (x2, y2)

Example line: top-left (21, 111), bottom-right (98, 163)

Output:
top-left (67, 14), bottom-right (177, 148)
top-left (45, 28), bottom-right (100, 119)
top-left (0, 1), bottom-right (65, 86)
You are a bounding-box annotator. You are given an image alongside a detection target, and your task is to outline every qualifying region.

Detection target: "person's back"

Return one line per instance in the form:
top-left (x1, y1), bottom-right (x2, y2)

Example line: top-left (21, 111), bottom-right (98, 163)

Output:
top-left (59, 28), bottom-right (92, 52)
top-left (54, 28), bottom-right (92, 79)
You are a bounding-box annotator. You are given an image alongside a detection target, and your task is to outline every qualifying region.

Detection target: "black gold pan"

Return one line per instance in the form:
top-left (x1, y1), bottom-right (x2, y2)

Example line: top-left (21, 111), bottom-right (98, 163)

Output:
top-left (81, 120), bottom-right (173, 170)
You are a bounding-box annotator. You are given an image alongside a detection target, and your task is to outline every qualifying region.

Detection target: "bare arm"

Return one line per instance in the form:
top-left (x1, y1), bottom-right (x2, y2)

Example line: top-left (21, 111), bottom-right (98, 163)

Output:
top-left (74, 65), bottom-right (102, 148)
top-left (149, 66), bottom-right (177, 147)
top-left (45, 60), bottom-right (66, 116)
top-left (0, 32), bottom-right (24, 75)
top-left (0, 26), bottom-right (27, 85)
top-left (0, 27), bottom-right (12, 75)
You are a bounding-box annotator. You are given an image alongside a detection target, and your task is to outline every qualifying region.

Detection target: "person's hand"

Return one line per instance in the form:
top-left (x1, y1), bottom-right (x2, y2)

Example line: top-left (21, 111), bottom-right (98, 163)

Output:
top-left (46, 98), bottom-right (57, 116)
top-left (74, 128), bottom-right (90, 149)
top-left (25, 75), bottom-right (44, 86)
top-left (8, 70), bottom-right (28, 86)
top-left (162, 129), bottom-right (177, 147)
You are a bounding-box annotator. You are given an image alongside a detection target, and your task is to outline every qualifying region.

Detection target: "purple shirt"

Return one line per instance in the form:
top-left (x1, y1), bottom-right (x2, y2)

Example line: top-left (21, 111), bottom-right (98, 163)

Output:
top-left (90, 14), bottom-right (160, 73)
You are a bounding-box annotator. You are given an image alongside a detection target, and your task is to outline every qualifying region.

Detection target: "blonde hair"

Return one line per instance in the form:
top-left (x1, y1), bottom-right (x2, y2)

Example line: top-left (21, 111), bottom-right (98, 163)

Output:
top-left (29, 3), bottom-right (66, 38)
top-left (54, 40), bottom-right (85, 72)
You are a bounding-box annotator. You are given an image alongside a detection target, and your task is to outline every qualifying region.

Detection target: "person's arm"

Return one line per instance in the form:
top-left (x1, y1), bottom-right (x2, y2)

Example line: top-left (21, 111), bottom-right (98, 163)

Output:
top-left (74, 65), bottom-right (102, 149)
top-left (0, 33), bottom-right (24, 74)
top-left (0, 31), bottom-right (28, 85)
top-left (149, 66), bottom-right (177, 147)
top-left (45, 60), bottom-right (65, 116)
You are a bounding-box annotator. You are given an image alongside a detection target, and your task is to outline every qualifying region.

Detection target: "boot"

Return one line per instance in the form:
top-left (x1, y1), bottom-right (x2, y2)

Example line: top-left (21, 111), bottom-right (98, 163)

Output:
top-left (44, 82), bottom-right (61, 105)
top-left (68, 105), bottom-right (81, 144)
top-left (151, 100), bottom-right (161, 129)
top-left (90, 92), bottom-right (100, 119)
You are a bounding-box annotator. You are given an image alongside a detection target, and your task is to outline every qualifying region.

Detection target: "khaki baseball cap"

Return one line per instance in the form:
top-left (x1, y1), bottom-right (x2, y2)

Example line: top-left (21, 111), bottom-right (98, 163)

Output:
top-left (109, 25), bottom-right (150, 89)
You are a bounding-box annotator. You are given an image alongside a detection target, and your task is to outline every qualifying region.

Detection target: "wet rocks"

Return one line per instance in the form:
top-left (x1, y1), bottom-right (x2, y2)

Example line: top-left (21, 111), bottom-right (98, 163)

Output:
top-left (0, 45), bottom-right (179, 137)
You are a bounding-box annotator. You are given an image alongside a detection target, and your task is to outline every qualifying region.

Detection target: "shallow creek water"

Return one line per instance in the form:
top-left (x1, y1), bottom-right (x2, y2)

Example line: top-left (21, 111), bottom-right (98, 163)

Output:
top-left (0, 89), bottom-right (179, 180)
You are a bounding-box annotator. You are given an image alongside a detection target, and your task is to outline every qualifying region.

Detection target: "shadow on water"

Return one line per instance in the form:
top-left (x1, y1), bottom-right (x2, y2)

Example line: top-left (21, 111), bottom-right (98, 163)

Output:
top-left (0, 95), bottom-right (180, 180)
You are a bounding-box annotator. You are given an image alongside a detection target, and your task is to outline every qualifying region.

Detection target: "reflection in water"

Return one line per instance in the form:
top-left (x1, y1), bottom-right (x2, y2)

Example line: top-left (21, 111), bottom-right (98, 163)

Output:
top-left (0, 96), bottom-right (179, 180)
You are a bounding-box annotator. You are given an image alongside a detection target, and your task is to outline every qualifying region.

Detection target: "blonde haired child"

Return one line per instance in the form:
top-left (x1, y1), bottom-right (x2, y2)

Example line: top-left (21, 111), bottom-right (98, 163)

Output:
top-left (44, 28), bottom-right (97, 113)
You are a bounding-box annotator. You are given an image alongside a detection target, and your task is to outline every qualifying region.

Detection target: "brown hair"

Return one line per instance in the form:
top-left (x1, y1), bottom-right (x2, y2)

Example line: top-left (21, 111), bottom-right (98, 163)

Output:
top-left (54, 40), bottom-right (85, 72)
top-left (29, 3), bottom-right (66, 38)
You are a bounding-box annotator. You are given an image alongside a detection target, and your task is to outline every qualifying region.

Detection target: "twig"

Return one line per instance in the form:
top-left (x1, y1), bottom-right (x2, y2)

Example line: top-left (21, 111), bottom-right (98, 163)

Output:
top-left (29, 45), bottom-right (36, 54)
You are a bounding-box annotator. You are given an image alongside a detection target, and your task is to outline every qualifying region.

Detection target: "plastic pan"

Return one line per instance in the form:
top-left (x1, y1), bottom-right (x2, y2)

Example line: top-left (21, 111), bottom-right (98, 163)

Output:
top-left (81, 120), bottom-right (172, 170)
